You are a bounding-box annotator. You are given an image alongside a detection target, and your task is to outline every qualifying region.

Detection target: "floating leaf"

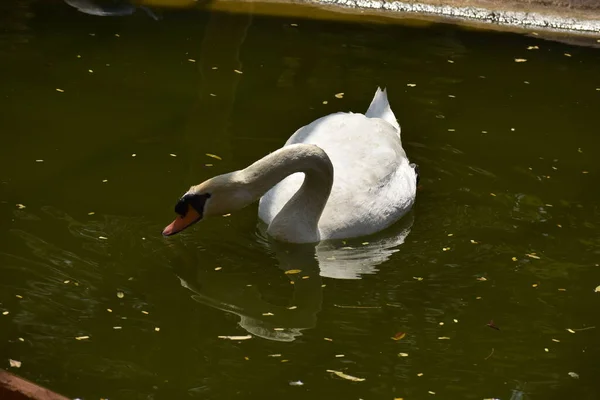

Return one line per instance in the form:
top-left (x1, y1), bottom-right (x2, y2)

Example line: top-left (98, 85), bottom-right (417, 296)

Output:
top-left (188, 59), bottom-right (196, 63)
top-left (398, 353), bottom-right (409, 357)
top-left (16, 204), bottom-right (26, 209)
top-left (285, 269), bottom-right (302, 275)
top-left (567, 328), bottom-right (576, 333)
top-left (206, 153), bottom-right (222, 160)
top-left (326, 369), bottom-right (365, 382)
top-left (334, 93), bottom-right (344, 99)
top-left (218, 335), bottom-right (252, 340)
top-left (413, 276), bottom-right (423, 281)
top-left (595, 286), bottom-right (600, 293)
top-left (56, 88), bottom-right (64, 93)
top-left (526, 253), bottom-right (540, 259)
top-left (234, 69), bottom-right (243, 74)
top-left (9, 359), bottom-right (21, 368)
top-left (262, 312), bottom-right (274, 316)
top-left (116, 291), bottom-right (124, 299)
top-left (324, 337), bottom-right (333, 341)
top-left (392, 332), bottom-right (406, 341)
top-left (487, 320), bottom-right (500, 330)
top-left (154, 327), bottom-right (160, 332)
top-left (289, 380), bottom-right (303, 386)
top-left (406, 83), bottom-right (416, 87)
top-left (477, 277), bottom-right (487, 281)
top-left (438, 336), bottom-right (451, 340)
top-left (417, 373), bottom-right (424, 377)
top-left (2, 311), bottom-right (9, 316)
top-left (568, 372), bottom-right (579, 379)
top-left (75, 336), bottom-right (90, 340)
top-left (514, 58), bottom-right (527, 62)
top-left (527, 46), bottom-right (539, 50)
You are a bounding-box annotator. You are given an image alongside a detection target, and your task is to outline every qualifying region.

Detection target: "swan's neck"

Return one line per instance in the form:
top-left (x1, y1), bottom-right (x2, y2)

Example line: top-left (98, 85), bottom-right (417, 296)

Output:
top-left (239, 144), bottom-right (334, 243)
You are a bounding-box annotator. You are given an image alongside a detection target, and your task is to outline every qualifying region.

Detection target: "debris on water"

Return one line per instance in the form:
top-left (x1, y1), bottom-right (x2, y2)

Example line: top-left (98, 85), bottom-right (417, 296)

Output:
top-left (595, 286), bottom-right (600, 293)
top-left (188, 59), bottom-right (196, 63)
top-left (512, 257), bottom-right (517, 261)
top-left (16, 204), bottom-right (25, 209)
top-left (301, 276), bottom-right (310, 280)
top-left (324, 337), bottom-right (333, 342)
top-left (487, 320), bottom-right (500, 330)
top-left (75, 336), bottom-right (90, 340)
top-left (322, 101), bottom-right (328, 104)
top-left (490, 193), bottom-right (496, 196)
top-left (102, 179), bottom-right (108, 183)
top-left (526, 253), bottom-right (540, 259)
top-left (9, 359), bottom-right (21, 368)
top-left (289, 380), bottom-right (303, 386)
top-left (15, 295), bottom-right (22, 299)
top-left (514, 58), bottom-right (527, 62)
top-left (361, 242), bottom-right (369, 245)
top-left (544, 348), bottom-right (549, 352)
top-left (141, 311), bottom-right (149, 315)
top-left (234, 70), bottom-right (243, 74)
top-left (98, 236), bottom-right (107, 240)
top-left (568, 372), bottom-right (579, 379)
top-left (335, 93), bottom-right (344, 99)
top-left (56, 88), bottom-right (64, 93)
top-left (218, 335), bottom-right (252, 340)
top-left (36, 160), bottom-right (44, 163)
top-left (2, 311), bottom-right (9, 316)
top-left (132, 154), bottom-right (136, 157)
top-left (154, 327), bottom-right (160, 332)
top-left (215, 267), bottom-right (222, 271)
top-left (116, 291), bottom-right (124, 299)
top-left (442, 247), bottom-right (450, 251)
top-left (413, 276), bottom-right (423, 281)
top-left (88, 69), bottom-right (93, 73)
top-left (447, 59), bottom-right (454, 63)
top-left (326, 369), bottom-right (365, 382)
top-left (107, 308), bottom-right (112, 312)
top-left (567, 328), bottom-right (576, 333)
top-left (268, 354), bottom-right (282, 357)
top-left (274, 328), bottom-right (284, 331)
top-left (417, 373), bottom-right (424, 377)
top-left (552, 338), bottom-right (560, 342)
top-left (18, 338), bottom-right (24, 342)
top-left (477, 277), bottom-right (487, 281)
top-left (113, 326), bottom-right (122, 330)
top-left (206, 153), bottom-right (222, 160)
top-left (453, 319), bottom-right (458, 323)
top-left (532, 283), bottom-right (538, 288)
top-left (335, 354), bottom-right (344, 358)
top-left (470, 239), bottom-right (478, 244)
top-left (527, 45), bottom-right (539, 50)
top-left (564, 53), bottom-right (572, 57)
top-left (438, 336), bottom-right (450, 340)
top-left (285, 269), bottom-right (301, 275)
top-left (406, 83), bottom-right (416, 87)
top-left (439, 322), bottom-right (444, 326)
top-left (428, 391), bottom-right (436, 395)
top-left (88, 212), bottom-right (95, 215)
top-left (115, 33), bottom-right (120, 37)
top-left (448, 128), bottom-right (455, 132)
top-left (262, 312), bottom-right (274, 316)
top-left (169, 154), bottom-right (177, 157)
top-left (287, 306), bottom-right (297, 310)
top-left (398, 353), bottom-right (409, 357)
top-left (392, 332), bottom-right (406, 341)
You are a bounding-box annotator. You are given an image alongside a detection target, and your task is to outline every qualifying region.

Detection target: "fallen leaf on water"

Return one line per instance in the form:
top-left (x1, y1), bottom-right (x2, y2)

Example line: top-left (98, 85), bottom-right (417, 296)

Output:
top-left (56, 88), bottom-right (64, 93)
top-left (141, 311), bottom-right (149, 315)
top-left (188, 59), bottom-right (196, 63)
top-left (326, 369), bottom-right (365, 382)
top-left (398, 353), bottom-right (409, 357)
top-left (490, 193), bottom-right (496, 196)
top-left (568, 372), bottom-right (579, 379)
top-left (206, 153), bottom-right (222, 160)
top-left (564, 53), bottom-right (572, 57)
top-left (527, 45), bottom-right (539, 50)
top-left (9, 359), bottom-right (21, 368)
top-left (428, 391), bottom-right (436, 395)
top-left (552, 338), bottom-right (560, 342)
top-left (262, 312), bottom-right (274, 316)
top-left (268, 354), bottom-right (282, 357)
top-left (438, 336), bottom-right (451, 340)
top-left (477, 277), bottom-right (487, 281)
top-left (154, 327), bottom-right (160, 332)
top-left (512, 257), bottom-right (517, 261)
top-left (116, 291), bottom-right (124, 299)
top-left (18, 338), bottom-right (24, 342)
top-left (2, 311), bottom-right (9, 316)
top-left (322, 101), bottom-right (328, 105)
top-left (234, 69), bottom-right (243, 74)
top-left (470, 240), bottom-right (479, 244)
top-left (301, 276), bottom-right (310, 280)
top-left (107, 308), bottom-right (112, 312)
top-left (324, 337), bottom-right (333, 342)
top-left (215, 267), bottom-right (222, 271)
top-left (406, 83), bottom-right (416, 87)
top-left (16, 204), bottom-right (26, 209)
top-left (532, 283), bottom-right (538, 288)
top-left (417, 373), bottom-right (424, 377)
top-left (526, 253), bottom-right (540, 259)
top-left (567, 328), bottom-right (576, 333)
top-left (15, 295), bottom-right (23, 299)
top-left (335, 354), bottom-right (345, 358)
top-left (544, 348), bottom-right (549, 352)
top-left (285, 269), bottom-right (301, 275)
top-left (487, 320), bottom-right (500, 330)
top-left (413, 276), bottom-right (423, 281)
top-left (514, 58), bottom-right (527, 62)
top-left (334, 93), bottom-right (344, 99)
top-left (88, 212), bottom-right (95, 215)
top-left (113, 326), bottom-right (122, 330)
top-left (594, 286), bottom-right (600, 293)
top-left (392, 332), bottom-right (406, 341)
top-left (169, 154), bottom-right (177, 157)
top-left (453, 319), bottom-right (458, 323)
top-left (287, 306), bottom-right (297, 310)
top-left (218, 335), bottom-right (252, 340)
top-left (75, 336), bottom-right (90, 340)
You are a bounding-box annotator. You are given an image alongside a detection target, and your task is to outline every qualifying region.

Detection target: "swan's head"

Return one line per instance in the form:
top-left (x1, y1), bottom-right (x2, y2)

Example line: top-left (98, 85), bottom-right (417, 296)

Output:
top-left (162, 173), bottom-right (252, 236)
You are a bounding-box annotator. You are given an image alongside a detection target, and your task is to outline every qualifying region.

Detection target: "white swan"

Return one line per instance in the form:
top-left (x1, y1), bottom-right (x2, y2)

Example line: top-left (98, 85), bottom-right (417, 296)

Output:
top-left (162, 87), bottom-right (419, 243)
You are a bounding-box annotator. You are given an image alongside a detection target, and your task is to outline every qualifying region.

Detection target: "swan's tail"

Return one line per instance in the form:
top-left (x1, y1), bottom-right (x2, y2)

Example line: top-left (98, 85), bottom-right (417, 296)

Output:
top-left (365, 87), bottom-right (401, 135)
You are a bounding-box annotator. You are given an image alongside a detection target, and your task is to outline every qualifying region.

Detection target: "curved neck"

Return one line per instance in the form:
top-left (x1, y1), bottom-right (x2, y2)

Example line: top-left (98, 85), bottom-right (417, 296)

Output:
top-left (239, 144), bottom-right (334, 243)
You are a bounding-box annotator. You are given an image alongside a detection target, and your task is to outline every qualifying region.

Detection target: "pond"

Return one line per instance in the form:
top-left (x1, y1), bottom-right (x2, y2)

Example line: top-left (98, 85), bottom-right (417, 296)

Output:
top-left (1, 1), bottom-right (600, 399)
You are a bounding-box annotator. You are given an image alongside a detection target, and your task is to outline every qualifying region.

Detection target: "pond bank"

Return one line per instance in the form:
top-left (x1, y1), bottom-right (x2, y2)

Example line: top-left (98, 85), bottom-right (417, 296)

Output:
top-left (200, 0), bottom-right (600, 37)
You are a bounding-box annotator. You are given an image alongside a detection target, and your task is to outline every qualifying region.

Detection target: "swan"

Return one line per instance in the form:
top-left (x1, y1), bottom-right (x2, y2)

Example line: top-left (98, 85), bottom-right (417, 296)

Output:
top-left (162, 87), bottom-right (419, 243)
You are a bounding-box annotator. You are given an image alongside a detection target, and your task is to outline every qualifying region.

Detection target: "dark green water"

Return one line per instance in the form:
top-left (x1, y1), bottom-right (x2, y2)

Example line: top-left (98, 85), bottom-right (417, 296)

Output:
top-left (1, 1), bottom-right (600, 399)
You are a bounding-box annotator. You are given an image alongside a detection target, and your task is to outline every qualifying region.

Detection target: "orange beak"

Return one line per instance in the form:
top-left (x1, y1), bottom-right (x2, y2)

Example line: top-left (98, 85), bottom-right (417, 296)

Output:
top-left (162, 205), bottom-right (201, 236)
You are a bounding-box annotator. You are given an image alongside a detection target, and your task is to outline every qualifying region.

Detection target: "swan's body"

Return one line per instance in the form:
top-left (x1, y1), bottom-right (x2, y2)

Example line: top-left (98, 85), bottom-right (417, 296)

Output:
top-left (163, 87), bottom-right (418, 244)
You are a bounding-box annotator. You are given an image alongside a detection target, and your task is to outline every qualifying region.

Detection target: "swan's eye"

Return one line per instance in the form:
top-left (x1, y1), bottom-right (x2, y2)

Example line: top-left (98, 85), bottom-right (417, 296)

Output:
top-left (175, 193), bottom-right (212, 218)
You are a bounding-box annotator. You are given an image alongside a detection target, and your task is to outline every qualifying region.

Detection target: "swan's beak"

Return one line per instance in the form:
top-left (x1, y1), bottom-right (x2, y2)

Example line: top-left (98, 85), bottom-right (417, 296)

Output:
top-left (162, 205), bottom-right (201, 236)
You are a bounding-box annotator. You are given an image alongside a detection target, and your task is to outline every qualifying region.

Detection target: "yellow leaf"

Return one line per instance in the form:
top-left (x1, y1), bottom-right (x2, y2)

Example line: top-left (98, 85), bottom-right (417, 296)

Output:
top-left (334, 93), bottom-right (344, 99)
top-left (234, 69), bottom-right (243, 74)
top-left (406, 83), bottom-right (416, 87)
top-left (326, 369), bottom-right (365, 382)
top-left (595, 286), bottom-right (600, 293)
top-left (391, 332), bottom-right (406, 341)
top-left (527, 46), bottom-right (539, 50)
top-left (75, 336), bottom-right (90, 340)
top-left (16, 204), bottom-right (25, 209)
top-left (398, 353), bottom-right (409, 357)
top-left (526, 253), bottom-right (540, 259)
top-left (567, 328), bottom-right (576, 333)
top-left (438, 336), bottom-right (451, 340)
top-left (56, 88), bottom-right (65, 92)
top-left (9, 359), bottom-right (21, 368)
top-left (514, 58), bottom-right (527, 62)
top-left (417, 373), bottom-right (424, 377)
top-left (285, 269), bottom-right (302, 275)
top-left (206, 153), bottom-right (222, 160)
top-left (116, 291), bottom-right (124, 299)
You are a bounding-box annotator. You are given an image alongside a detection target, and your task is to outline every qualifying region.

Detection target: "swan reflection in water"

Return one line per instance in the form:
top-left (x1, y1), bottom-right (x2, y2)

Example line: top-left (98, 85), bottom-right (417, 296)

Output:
top-left (172, 213), bottom-right (413, 342)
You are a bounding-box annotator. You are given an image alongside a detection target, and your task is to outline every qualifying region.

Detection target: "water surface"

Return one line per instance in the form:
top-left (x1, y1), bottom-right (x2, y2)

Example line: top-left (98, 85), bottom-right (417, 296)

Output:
top-left (1, 1), bottom-right (600, 399)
